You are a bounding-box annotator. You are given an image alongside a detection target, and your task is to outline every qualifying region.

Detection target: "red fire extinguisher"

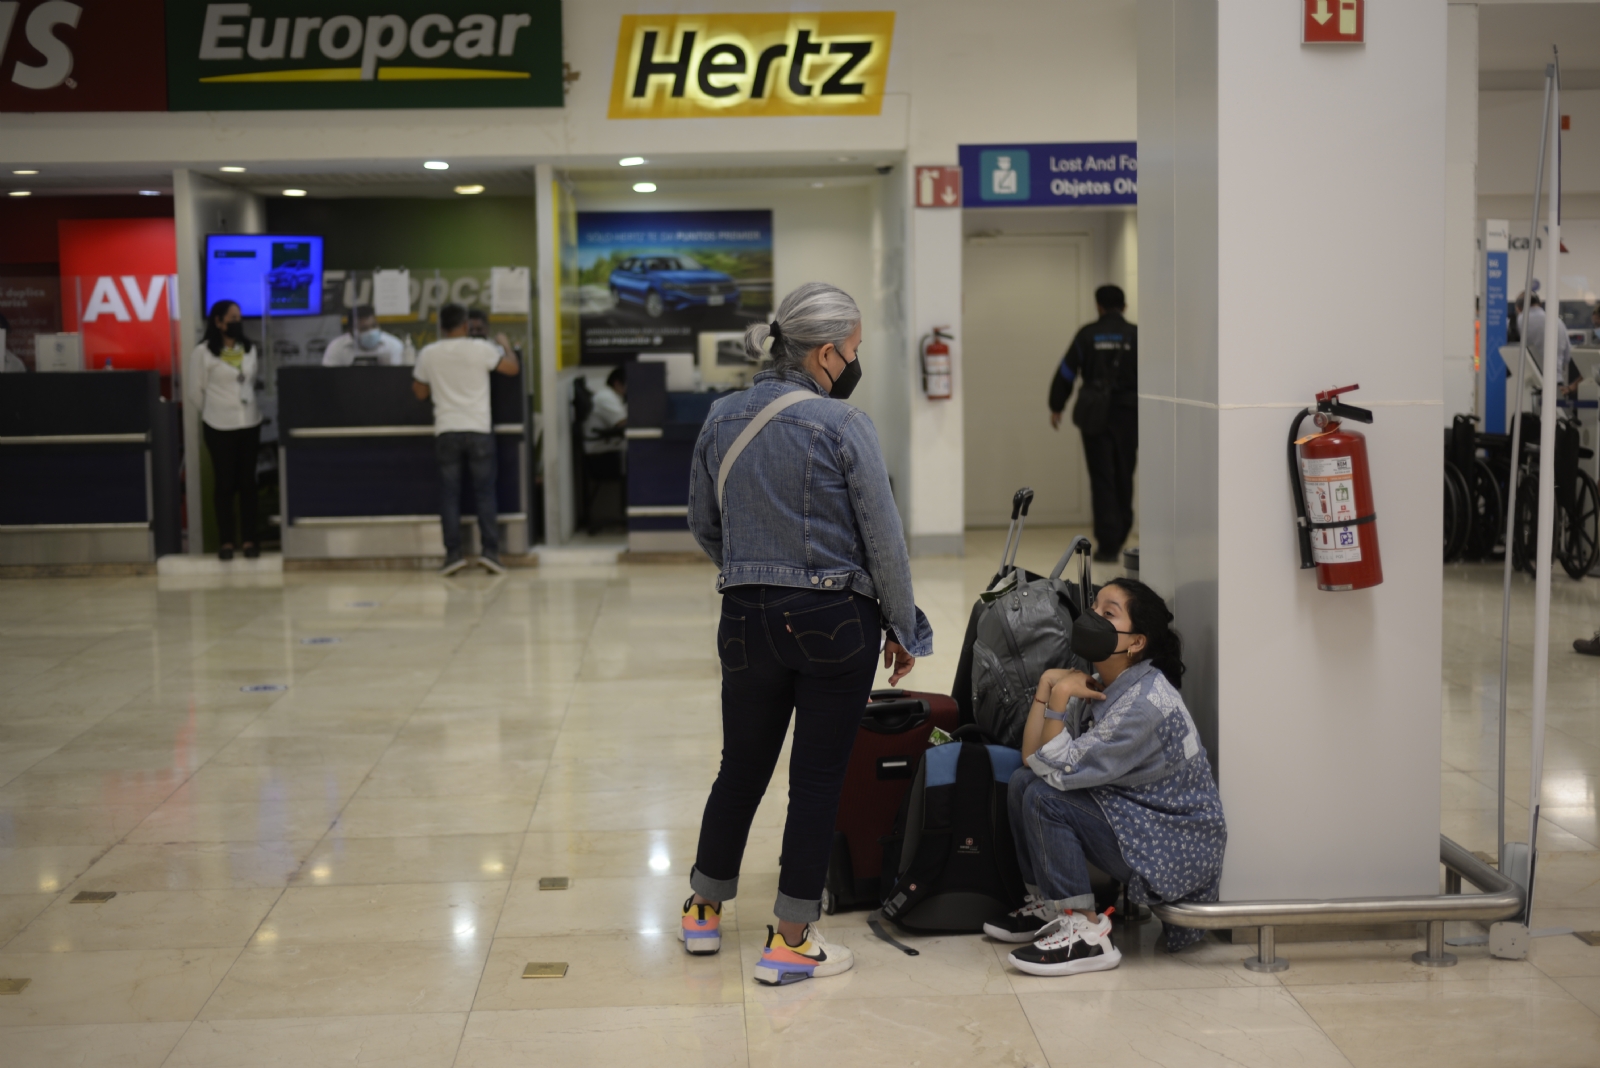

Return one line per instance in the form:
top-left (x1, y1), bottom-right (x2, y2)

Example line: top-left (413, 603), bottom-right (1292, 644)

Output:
top-left (921, 328), bottom-right (952, 400)
top-left (1288, 384), bottom-right (1383, 591)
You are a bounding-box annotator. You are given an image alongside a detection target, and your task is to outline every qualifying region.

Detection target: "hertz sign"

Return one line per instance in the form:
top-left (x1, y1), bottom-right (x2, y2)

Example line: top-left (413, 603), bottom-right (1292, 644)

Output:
top-left (608, 12), bottom-right (895, 120)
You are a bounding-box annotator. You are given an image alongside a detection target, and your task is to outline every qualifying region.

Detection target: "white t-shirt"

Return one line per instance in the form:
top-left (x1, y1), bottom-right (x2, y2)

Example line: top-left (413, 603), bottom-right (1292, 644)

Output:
top-left (413, 337), bottom-right (503, 434)
top-left (185, 341), bottom-right (262, 431)
top-left (321, 331), bottom-right (405, 366)
top-left (583, 385), bottom-right (628, 454)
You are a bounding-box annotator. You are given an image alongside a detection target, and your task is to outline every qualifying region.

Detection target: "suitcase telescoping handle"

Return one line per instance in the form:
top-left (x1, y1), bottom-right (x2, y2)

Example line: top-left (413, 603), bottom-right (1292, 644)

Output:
top-left (1048, 536), bottom-right (1095, 611)
top-left (860, 698), bottom-right (930, 734)
top-left (999, 487), bottom-right (1035, 576)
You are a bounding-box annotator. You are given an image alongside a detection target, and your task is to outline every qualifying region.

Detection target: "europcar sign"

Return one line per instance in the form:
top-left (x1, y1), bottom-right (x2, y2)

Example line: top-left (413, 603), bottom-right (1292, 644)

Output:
top-left (165, 0), bottom-right (563, 110)
top-left (608, 11), bottom-right (895, 120)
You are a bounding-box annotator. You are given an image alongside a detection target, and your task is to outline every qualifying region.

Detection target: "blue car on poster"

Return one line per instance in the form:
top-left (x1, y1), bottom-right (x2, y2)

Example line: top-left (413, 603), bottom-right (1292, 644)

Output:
top-left (608, 254), bottom-right (741, 319)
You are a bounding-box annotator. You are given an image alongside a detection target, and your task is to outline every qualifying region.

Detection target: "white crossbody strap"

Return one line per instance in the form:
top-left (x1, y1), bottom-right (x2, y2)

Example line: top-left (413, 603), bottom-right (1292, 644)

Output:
top-left (717, 390), bottom-right (819, 503)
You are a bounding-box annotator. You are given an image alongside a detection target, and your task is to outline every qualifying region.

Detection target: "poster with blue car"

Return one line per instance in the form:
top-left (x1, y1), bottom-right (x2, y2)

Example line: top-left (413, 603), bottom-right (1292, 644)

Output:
top-left (577, 210), bottom-right (773, 362)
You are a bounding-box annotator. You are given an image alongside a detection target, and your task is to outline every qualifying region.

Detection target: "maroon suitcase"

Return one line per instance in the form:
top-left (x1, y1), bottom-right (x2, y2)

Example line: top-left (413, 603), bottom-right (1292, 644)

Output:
top-left (823, 688), bottom-right (960, 913)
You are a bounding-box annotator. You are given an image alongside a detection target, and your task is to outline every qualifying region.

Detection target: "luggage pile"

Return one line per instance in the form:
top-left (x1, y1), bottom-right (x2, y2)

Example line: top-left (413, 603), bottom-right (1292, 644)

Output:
top-left (823, 487), bottom-right (1100, 934)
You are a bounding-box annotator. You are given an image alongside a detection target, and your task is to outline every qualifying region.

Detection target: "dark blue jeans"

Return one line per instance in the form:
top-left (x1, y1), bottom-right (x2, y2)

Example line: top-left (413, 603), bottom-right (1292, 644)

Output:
top-left (1008, 766), bottom-right (1133, 911)
top-left (435, 432), bottom-right (498, 556)
top-left (692, 586), bottom-right (881, 924)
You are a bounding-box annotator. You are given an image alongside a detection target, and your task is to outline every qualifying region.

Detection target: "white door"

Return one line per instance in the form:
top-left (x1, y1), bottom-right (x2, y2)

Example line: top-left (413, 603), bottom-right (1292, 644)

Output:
top-left (962, 234), bottom-right (1091, 528)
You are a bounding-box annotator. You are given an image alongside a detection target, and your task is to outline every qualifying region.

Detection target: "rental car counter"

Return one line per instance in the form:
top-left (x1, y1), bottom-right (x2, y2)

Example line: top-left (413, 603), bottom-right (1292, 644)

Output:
top-left (276, 366), bottom-right (530, 559)
top-left (622, 362), bottom-right (723, 554)
top-left (0, 371), bottom-right (181, 565)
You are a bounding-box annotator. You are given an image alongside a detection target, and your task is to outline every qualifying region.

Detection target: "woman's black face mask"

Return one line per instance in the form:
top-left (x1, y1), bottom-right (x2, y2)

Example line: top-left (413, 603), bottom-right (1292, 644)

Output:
top-left (824, 348), bottom-right (862, 400)
top-left (1071, 610), bottom-right (1134, 663)
top-left (223, 321), bottom-right (245, 341)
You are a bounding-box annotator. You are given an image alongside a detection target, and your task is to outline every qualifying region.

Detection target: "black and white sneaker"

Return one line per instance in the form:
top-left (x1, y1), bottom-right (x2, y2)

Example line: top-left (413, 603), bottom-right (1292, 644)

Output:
top-left (1007, 910), bottom-right (1122, 976)
top-left (478, 552), bottom-right (507, 575)
top-left (983, 894), bottom-right (1057, 944)
top-left (438, 552), bottom-right (468, 576)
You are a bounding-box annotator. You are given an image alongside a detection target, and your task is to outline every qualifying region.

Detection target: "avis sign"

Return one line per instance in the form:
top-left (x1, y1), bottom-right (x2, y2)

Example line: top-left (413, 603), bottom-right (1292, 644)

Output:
top-left (608, 11), bottom-right (894, 119)
top-left (1303, 0), bottom-right (1363, 45)
top-left (166, 0), bottom-right (562, 110)
top-left (59, 219), bottom-right (178, 374)
top-left (0, 0), bottom-right (168, 112)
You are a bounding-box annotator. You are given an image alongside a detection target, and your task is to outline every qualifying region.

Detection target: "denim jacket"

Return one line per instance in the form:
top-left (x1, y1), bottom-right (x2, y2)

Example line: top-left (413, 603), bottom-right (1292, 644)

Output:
top-left (688, 369), bottom-right (933, 658)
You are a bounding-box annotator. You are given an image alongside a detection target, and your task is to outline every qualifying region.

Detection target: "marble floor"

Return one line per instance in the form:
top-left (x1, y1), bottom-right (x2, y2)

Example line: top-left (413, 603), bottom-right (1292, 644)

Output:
top-left (1, 531), bottom-right (1598, 1067)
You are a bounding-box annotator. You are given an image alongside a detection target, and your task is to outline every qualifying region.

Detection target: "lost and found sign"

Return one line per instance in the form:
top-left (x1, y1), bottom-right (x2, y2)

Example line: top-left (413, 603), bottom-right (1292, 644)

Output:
top-left (958, 142), bottom-right (1137, 208)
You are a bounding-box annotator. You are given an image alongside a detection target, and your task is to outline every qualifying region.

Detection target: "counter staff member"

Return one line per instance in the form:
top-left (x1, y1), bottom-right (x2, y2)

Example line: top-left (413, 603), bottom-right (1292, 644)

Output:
top-left (412, 302), bottom-right (519, 576)
top-left (185, 300), bottom-right (263, 560)
top-left (582, 366), bottom-right (629, 535)
top-left (1049, 285), bottom-right (1139, 563)
top-left (322, 305), bottom-right (405, 366)
top-left (467, 308), bottom-right (508, 357)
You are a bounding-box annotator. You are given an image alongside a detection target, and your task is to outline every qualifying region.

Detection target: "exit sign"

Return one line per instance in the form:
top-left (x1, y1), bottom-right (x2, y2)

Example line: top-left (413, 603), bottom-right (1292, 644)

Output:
top-left (1303, 0), bottom-right (1364, 44)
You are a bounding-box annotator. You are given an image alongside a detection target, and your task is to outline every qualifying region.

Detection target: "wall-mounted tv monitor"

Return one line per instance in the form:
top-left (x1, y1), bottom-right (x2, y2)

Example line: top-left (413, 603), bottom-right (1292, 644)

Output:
top-left (206, 234), bottom-right (325, 318)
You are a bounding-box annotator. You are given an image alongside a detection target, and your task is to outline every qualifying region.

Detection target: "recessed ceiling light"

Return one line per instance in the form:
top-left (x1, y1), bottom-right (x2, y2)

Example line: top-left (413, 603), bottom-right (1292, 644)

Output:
top-left (810, 182), bottom-right (826, 188)
top-left (139, 189), bottom-right (162, 196)
top-left (219, 166), bottom-right (246, 173)
top-left (13, 169), bottom-right (38, 175)
top-left (632, 182), bottom-right (657, 193)
top-left (423, 160), bottom-right (449, 171)
top-left (454, 184), bottom-right (485, 195)
top-left (282, 188), bottom-right (308, 197)
top-left (619, 157), bottom-right (646, 167)
top-left (835, 156), bottom-right (855, 163)
top-left (9, 190), bottom-right (31, 197)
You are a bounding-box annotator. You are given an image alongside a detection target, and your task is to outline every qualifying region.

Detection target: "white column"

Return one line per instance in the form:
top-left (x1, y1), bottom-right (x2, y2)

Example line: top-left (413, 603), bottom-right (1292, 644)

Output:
top-left (905, 201), bottom-right (965, 557)
top-left (1140, 0), bottom-right (1446, 899)
top-left (534, 163), bottom-right (564, 545)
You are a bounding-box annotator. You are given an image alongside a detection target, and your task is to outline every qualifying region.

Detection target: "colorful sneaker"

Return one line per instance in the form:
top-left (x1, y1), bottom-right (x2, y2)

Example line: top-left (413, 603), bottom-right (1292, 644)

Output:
top-left (753, 924), bottom-right (854, 985)
top-left (983, 894), bottom-right (1056, 943)
top-left (1007, 910), bottom-right (1122, 977)
top-left (679, 896), bottom-right (722, 955)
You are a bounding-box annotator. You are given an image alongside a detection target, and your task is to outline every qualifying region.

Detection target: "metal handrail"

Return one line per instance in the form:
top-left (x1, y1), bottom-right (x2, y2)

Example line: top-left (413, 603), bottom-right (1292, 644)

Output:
top-left (0, 433), bottom-right (150, 445)
top-left (1151, 835), bottom-right (1522, 971)
top-left (288, 424), bottom-right (524, 439)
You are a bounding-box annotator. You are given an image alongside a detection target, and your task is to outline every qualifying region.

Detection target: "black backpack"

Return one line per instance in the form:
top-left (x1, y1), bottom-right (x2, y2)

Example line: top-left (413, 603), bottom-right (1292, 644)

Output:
top-left (879, 735), bottom-right (1026, 933)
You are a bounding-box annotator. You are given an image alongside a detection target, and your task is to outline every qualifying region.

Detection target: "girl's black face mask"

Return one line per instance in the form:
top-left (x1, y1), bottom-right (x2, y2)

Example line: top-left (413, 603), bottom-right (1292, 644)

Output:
top-left (224, 321), bottom-right (245, 341)
top-left (1071, 610), bottom-right (1134, 663)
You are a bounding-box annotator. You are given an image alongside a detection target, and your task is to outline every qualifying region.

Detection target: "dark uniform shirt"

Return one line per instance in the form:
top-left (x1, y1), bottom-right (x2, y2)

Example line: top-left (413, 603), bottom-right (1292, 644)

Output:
top-left (1049, 312), bottom-right (1138, 417)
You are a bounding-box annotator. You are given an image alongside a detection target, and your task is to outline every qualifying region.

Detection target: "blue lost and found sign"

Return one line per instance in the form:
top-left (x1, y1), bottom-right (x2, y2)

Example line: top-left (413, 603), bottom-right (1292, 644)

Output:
top-left (1483, 219), bottom-right (1510, 433)
top-left (958, 142), bottom-right (1137, 208)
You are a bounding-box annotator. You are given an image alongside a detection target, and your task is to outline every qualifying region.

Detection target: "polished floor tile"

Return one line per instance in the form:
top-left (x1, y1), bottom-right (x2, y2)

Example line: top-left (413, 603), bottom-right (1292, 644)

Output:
top-left (0, 547), bottom-right (1596, 1065)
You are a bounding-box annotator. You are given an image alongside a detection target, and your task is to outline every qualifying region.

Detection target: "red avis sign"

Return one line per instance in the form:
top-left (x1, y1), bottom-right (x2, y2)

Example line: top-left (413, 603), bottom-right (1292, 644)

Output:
top-left (1302, 0), bottom-right (1363, 45)
top-left (59, 218), bottom-right (178, 373)
top-left (0, 0), bottom-right (167, 112)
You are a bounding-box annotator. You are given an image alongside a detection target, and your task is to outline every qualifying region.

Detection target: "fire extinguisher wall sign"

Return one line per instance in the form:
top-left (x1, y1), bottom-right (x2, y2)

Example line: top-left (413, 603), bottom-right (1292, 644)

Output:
top-left (921, 328), bottom-right (953, 399)
top-left (1288, 384), bottom-right (1383, 591)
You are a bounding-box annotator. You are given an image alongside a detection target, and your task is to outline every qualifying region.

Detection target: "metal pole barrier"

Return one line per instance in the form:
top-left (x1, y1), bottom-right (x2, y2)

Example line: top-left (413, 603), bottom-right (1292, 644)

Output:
top-left (1414, 920), bottom-right (1458, 967)
top-left (1498, 65), bottom-right (1554, 869)
top-left (1243, 925), bottom-right (1288, 973)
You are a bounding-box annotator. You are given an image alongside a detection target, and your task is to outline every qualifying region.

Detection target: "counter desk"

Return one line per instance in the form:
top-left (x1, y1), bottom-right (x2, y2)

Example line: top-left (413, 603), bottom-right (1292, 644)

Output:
top-left (0, 371), bottom-right (181, 565)
top-left (277, 366), bottom-right (530, 559)
top-left (623, 362), bottom-right (729, 554)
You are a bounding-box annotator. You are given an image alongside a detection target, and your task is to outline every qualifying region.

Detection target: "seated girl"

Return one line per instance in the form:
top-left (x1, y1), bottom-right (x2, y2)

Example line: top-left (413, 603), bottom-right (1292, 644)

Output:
top-left (986, 577), bottom-right (1225, 976)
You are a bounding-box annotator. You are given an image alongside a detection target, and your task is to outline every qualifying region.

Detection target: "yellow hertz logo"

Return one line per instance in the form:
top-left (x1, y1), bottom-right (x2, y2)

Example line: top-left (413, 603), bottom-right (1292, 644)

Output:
top-left (608, 12), bottom-right (895, 119)
top-left (196, 6), bottom-right (535, 83)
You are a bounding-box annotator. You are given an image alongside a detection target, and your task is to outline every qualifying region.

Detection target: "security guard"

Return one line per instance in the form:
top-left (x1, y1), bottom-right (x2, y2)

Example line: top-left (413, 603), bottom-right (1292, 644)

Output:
top-left (1049, 284), bottom-right (1138, 562)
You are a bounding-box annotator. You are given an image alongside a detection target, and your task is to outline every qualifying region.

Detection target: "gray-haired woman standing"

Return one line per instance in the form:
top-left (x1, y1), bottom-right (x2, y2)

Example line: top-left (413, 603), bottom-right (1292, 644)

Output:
top-left (680, 282), bottom-right (932, 986)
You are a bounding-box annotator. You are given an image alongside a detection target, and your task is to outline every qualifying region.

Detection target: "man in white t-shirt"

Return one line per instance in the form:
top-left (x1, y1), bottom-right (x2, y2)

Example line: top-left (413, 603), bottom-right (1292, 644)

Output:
top-left (412, 302), bottom-right (519, 575)
top-left (322, 305), bottom-right (406, 366)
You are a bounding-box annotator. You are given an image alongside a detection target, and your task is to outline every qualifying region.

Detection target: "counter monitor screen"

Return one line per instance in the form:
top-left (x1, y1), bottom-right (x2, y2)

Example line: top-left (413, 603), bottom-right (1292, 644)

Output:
top-left (206, 234), bottom-right (325, 318)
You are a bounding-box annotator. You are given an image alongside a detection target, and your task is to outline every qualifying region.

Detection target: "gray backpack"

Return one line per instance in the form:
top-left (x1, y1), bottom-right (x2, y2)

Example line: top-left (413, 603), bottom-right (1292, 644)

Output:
top-left (970, 491), bottom-right (1094, 747)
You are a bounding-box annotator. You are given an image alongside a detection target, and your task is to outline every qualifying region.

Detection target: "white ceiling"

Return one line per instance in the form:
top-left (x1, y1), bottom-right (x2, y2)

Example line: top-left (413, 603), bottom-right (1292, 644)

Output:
top-left (1480, 3), bottom-right (1600, 88)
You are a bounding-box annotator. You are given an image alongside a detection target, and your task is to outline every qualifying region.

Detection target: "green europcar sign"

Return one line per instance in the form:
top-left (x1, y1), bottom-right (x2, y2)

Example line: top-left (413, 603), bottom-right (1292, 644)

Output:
top-left (166, 1), bottom-right (564, 110)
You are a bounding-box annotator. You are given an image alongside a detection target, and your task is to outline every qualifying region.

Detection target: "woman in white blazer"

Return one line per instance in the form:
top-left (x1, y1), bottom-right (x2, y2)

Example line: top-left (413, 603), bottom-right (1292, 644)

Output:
top-left (185, 300), bottom-right (263, 560)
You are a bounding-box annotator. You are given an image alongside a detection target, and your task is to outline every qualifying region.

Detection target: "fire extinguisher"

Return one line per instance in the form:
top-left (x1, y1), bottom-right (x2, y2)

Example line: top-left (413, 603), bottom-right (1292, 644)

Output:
top-left (1288, 383), bottom-right (1383, 591)
top-left (920, 328), bottom-right (952, 400)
